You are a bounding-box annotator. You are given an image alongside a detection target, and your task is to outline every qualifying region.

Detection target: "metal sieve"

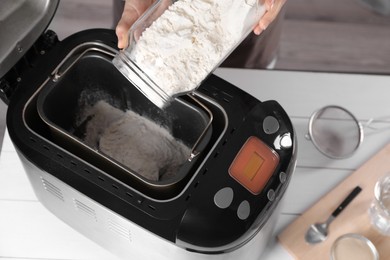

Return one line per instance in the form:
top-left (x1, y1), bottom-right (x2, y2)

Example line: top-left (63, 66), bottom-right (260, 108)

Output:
top-left (306, 105), bottom-right (364, 159)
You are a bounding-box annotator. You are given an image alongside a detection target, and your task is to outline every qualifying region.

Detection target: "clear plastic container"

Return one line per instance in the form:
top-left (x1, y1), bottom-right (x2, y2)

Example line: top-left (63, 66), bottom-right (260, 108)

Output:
top-left (113, 0), bottom-right (266, 108)
top-left (369, 173), bottom-right (390, 236)
top-left (330, 234), bottom-right (379, 260)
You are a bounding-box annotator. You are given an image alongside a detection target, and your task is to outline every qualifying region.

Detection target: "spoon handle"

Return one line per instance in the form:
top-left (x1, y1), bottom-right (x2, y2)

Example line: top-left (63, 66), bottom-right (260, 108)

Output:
top-left (331, 186), bottom-right (362, 218)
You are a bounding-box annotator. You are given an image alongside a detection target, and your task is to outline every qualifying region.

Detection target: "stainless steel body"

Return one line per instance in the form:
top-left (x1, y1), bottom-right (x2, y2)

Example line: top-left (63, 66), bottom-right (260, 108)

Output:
top-left (19, 151), bottom-right (282, 259)
top-left (0, 0), bottom-right (59, 78)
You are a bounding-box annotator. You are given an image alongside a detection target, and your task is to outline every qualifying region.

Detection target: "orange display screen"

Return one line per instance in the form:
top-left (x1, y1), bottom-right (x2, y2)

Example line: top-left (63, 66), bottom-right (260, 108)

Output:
top-left (229, 137), bottom-right (279, 195)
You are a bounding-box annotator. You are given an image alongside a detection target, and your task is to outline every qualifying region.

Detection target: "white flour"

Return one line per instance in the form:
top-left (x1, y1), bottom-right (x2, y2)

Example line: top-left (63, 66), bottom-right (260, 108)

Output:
top-left (80, 100), bottom-right (124, 148)
top-left (80, 101), bottom-right (191, 181)
top-left (130, 0), bottom-right (263, 97)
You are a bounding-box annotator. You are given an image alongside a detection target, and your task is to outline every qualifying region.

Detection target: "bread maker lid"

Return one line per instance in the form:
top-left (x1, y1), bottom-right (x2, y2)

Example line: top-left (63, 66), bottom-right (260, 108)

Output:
top-left (0, 0), bottom-right (59, 78)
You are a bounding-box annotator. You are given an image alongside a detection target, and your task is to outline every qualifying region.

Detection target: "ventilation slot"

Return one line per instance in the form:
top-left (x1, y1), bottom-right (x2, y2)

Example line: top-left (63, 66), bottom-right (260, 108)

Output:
top-left (41, 177), bottom-right (64, 201)
top-left (74, 199), bottom-right (97, 221)
top-left (108, 219), bottom-right (132, 241)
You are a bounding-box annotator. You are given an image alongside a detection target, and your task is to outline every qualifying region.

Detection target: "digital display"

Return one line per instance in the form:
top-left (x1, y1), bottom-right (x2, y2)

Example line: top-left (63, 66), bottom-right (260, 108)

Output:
top-left (229, 136), bottom-right (279, 195)
top-left (244, 152), bottom-right (264, 181)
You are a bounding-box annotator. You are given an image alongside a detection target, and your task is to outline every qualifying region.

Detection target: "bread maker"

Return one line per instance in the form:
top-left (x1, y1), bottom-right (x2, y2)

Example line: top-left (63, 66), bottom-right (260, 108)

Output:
top-left (0, 1), bottom-right (297, 259)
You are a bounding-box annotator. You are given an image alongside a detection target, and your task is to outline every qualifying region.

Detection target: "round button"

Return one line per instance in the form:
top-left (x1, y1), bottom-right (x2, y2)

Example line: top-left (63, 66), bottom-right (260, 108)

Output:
top-left (280, 133), bottom-right (292, 149)
top-left (263, 116), bottom-right (280, 135)
top-left (214, 187), bottom-right (234, 209)
top-left (279, 172), bottom-right (287, 184)
top-left (267, 189), bottom-right (276, 201)
top-left (237, 200), bottom-right (250, 220)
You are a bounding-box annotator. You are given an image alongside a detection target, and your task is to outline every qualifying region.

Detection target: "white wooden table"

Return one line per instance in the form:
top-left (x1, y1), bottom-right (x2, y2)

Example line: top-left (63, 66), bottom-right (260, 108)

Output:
top-left (1, 68), bottom-right (389, 260)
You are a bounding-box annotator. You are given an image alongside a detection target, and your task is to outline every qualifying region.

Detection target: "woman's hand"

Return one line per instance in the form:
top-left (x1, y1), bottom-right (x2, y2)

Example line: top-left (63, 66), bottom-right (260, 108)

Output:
top-left (116, 0), bottom-right (154, 49)
top-left (254, 0), bottom-right (287, 35)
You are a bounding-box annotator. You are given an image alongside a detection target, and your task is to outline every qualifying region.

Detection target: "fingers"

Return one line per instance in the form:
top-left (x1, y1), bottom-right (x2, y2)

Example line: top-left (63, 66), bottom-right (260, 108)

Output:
top-left (116, 14), bottom-right (137, 49)
top-left (254, 0), bottom-right (286, 35)
top-left (265, 0), bottom-right (275, 10)
top-left (116, 0), bottom-right (155, 49)
top-left (116, 3), bottom-right (139, 49)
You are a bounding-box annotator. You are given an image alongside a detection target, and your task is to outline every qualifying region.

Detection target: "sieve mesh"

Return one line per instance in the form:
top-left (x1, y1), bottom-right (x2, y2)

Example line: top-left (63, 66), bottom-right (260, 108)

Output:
top-left (308, 106), bottom-right (363, 159)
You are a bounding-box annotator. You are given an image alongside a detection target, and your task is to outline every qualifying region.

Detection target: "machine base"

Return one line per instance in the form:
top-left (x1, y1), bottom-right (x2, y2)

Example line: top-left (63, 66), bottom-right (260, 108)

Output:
top-left (18, 151), bottom-right (281, 260)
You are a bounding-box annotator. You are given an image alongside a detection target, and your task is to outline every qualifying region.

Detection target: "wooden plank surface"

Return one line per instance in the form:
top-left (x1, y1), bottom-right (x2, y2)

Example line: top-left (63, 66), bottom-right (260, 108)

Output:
top-left (278, 144), bottom-right (390, 260)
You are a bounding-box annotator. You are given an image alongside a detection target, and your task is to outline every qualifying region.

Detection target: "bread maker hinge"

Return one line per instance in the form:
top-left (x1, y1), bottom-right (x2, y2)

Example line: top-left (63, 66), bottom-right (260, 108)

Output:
top-left (0, 30), bottom-right (59, 105)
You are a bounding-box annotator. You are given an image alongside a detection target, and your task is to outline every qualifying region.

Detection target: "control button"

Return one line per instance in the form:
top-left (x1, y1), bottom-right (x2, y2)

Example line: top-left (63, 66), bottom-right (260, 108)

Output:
top-left (279, 171), bottom-right (287, 184)
top-left (280, 133), bottom-right (292, 149)
top-left (263, 116), bottom-right (280, 135)
top-left (237, 200), bottom-right (250, 220)
top-left (267, 189), bottom-right (275, 201)
top-left (214, 187), bottom-right (234, 209)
